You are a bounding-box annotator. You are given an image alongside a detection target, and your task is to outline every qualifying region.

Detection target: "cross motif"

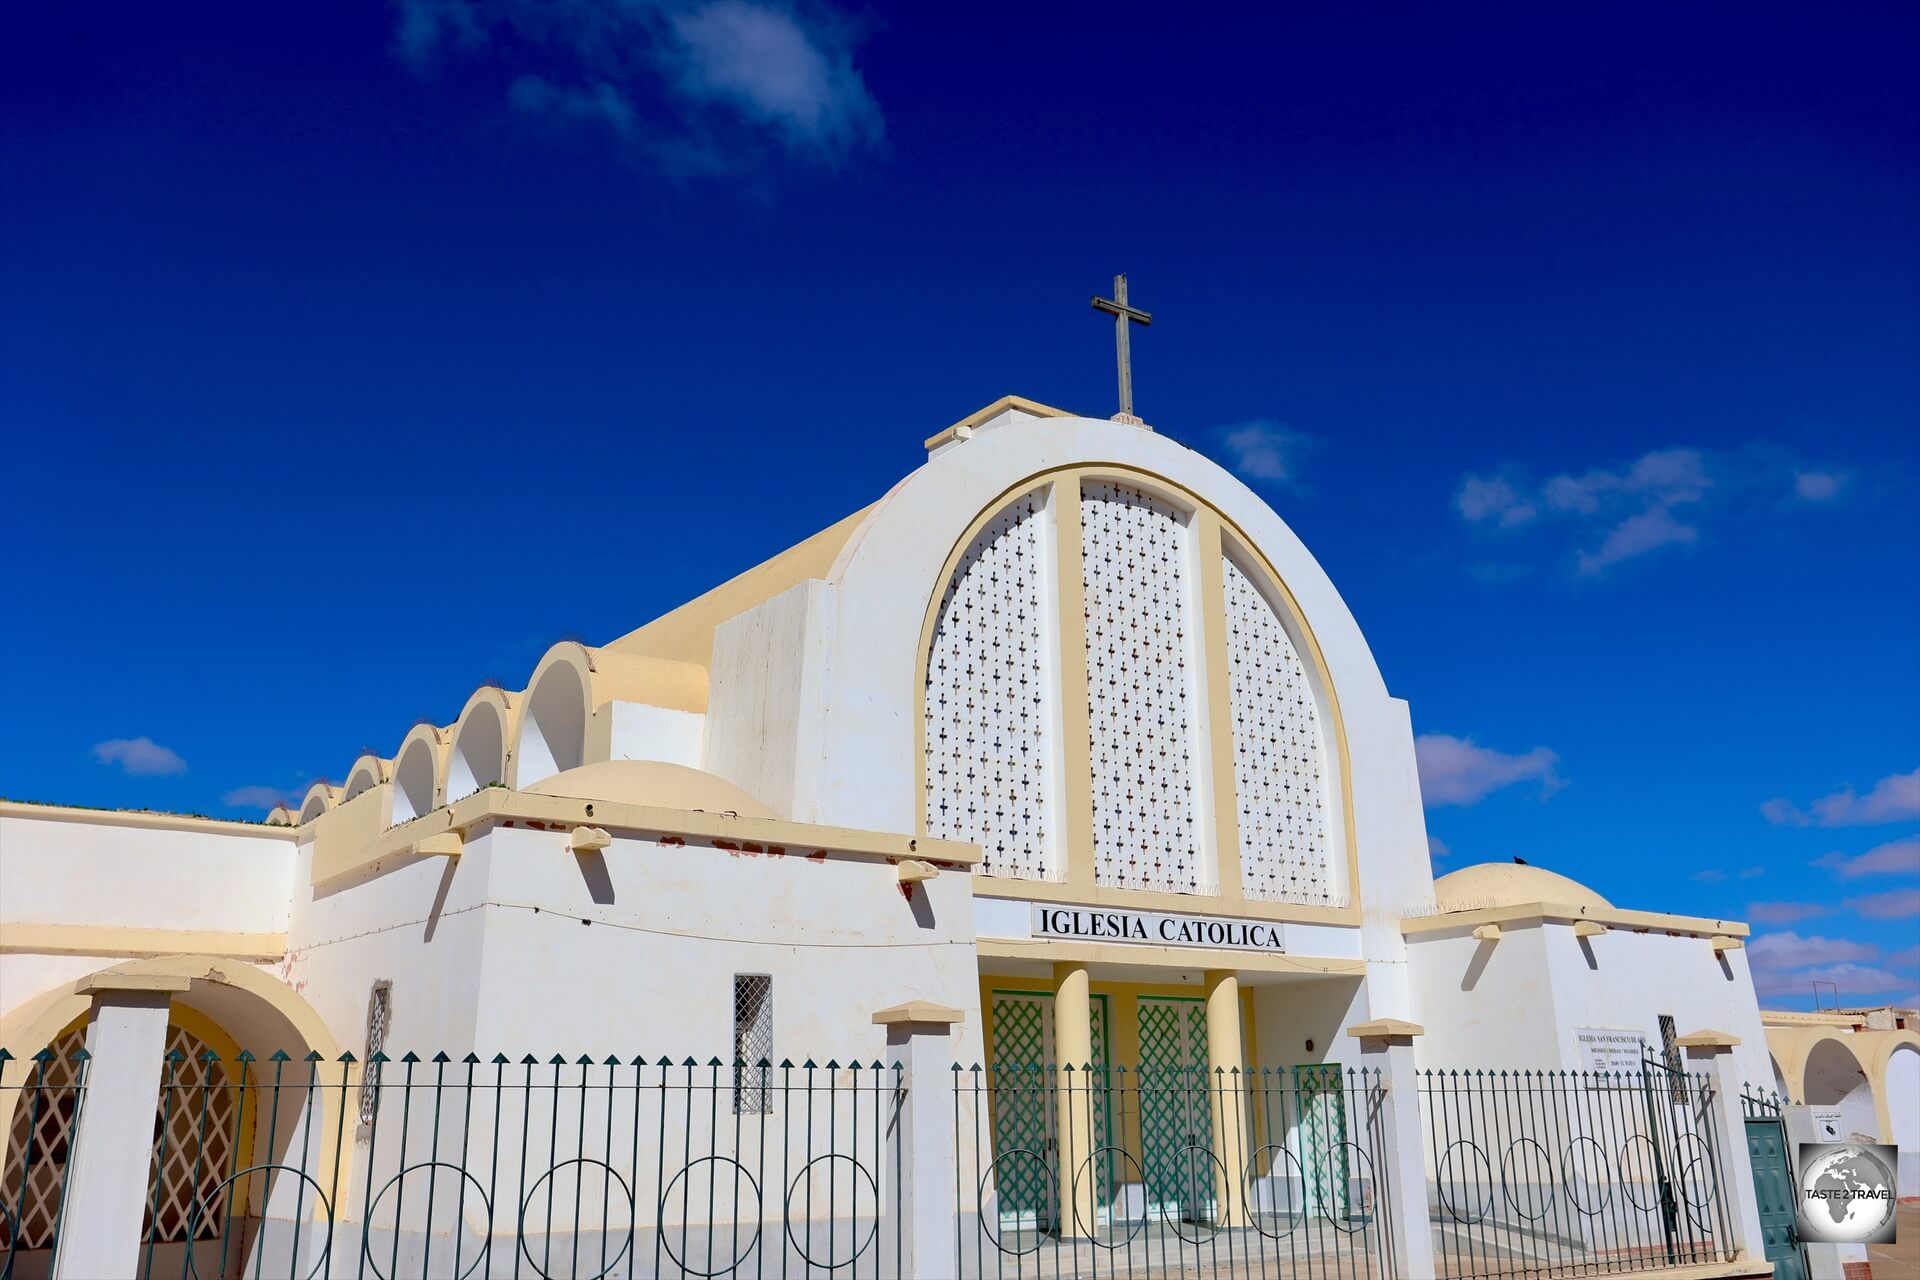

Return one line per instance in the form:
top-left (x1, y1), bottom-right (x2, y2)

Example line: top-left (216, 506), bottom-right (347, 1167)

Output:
top-left (1090, 274), bottom-right (1152, 420)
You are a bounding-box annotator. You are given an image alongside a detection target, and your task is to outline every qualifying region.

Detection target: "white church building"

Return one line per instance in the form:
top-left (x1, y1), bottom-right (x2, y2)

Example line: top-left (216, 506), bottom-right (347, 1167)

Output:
top-left (2, 397), bottom-right (1912, 1278)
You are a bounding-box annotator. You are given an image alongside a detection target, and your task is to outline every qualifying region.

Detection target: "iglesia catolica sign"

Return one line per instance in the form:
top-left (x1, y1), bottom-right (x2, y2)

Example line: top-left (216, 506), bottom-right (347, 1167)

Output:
top-left (1032, 905), bottom-right (1288, 952)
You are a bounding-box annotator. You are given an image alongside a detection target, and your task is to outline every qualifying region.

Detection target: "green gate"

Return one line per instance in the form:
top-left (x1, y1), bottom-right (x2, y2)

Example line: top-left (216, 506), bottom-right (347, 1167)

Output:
top-left (1295, 1063), bottom-right (1352, 1218)
top-left (1138, 996), bottom-right (1213, 1221)
top-left (988, 991), bottom-right (1112, 1231)
top-left (1743, 1090), bottom-right (1808, 1280)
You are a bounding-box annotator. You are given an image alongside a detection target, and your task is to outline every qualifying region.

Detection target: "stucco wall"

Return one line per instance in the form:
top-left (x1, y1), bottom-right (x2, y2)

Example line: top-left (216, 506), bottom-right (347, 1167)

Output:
top-left (0, 813), bottom-right (292, 938)
top-left (1408, 921), bottom-right (1771, 1084)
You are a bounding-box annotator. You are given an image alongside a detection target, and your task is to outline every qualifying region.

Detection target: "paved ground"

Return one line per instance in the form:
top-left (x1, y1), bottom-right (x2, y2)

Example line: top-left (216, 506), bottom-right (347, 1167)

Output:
top-left (1865, 1202), bottom-right (1919, 1279)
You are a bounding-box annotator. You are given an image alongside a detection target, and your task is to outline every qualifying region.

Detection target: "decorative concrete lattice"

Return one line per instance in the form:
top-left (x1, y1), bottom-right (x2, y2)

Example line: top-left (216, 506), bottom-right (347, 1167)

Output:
top-left (0, 1029), bottom-right (85, 1249)
top-left (925, 487), bottom-right (1056, 880)
top-left (1081, 481), bottom-right (1202, 893)
top-left (1222, 553), bottom-right (1335, 904)
top-left (359, 980), bottom-right (390, 1126)
top-left (147, 1025), bottom-right (238, 1243)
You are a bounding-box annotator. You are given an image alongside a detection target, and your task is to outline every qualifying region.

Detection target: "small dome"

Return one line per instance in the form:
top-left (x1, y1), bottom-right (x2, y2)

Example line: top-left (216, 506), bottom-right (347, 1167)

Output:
top-left (1432, 862), bottom-right (1613, 913)
top-left (525, 760), bottom-right (777, 821)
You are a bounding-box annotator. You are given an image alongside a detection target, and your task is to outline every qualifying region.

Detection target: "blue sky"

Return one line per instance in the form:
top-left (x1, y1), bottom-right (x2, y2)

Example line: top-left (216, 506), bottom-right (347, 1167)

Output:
top-left (2, 2), bottom-right (1915, 1009)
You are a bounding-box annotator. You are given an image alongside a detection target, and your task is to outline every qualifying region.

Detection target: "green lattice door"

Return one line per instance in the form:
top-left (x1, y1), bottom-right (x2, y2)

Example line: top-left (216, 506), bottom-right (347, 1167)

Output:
top-left (989, 992), bottom-right (1112, 1231)
top-left (1294, 1064), bottom-right (1351, 1218)
top-left (1138, 997), bottom-right (1213, 1221)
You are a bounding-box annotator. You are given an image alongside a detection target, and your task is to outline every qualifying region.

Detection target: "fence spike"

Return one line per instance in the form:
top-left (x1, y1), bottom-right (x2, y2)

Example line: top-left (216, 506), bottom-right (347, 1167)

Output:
top-left (200, 1048), bottom-right (221, 1064)
top-left (778, 1058), bottom-right (795, 1070)
top-left (400, 1051), bottom-right (422, 1064)
top-left (577, 1054), bottom-right (597, 1067)
top-left (680, 1056), bottom-right (699, 1068)
top-left (708, 1056), bottom-right (726, 1068)
top-left (465, 1053), bottom-right (483, 1065)
top-left (656, 1056), bottom-right (674, 1068)
top-left (432, 1051), bottom-right (452, 1064)
top-left (268, 1049), bottom-right (291, 1063)
top-left (338, 1050), bottom-right (358, 1064)
top-left (521, 1054), bottom-right (540, 1065)
top-left (547, 1053), bottom-right (568, 1066)
top-left (492, 1053), bottom-right (511, 1065)
top-left (602, 1054), bottom-right (621, 1067)
top-left (0, 1049), bottom-right (11, 1063)
top-left (825, 1058), bottom-right (841, 1070)
top-left (801, 1058), bottom-right (818, 1070)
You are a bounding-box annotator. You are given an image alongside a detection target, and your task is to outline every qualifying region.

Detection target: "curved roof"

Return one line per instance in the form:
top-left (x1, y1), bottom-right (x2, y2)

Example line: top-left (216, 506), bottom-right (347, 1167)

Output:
top-left (525, 760), bottom-right (777, 820)
top-left (1432, 862), bottom-right (1613, 912)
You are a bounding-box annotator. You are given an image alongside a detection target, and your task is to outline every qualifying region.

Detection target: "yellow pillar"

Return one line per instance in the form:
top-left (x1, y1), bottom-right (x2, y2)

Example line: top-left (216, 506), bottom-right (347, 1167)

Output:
top-left (1204, 970), bottom-right (1251, 1227)
top-left (1051, 962), bottom-right (1097, 1238)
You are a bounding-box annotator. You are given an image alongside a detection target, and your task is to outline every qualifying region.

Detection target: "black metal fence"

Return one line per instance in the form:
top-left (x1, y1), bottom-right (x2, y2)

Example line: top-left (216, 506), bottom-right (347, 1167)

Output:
top-left (2, 1048), bottom-right (902, 1280)
top-left (1, 1048), bottom-right (91, 1271)
top-left (953, 1063), bottom-right (1397, 1279)
top-left (1418, 1062), bottom-right (1733, 1279)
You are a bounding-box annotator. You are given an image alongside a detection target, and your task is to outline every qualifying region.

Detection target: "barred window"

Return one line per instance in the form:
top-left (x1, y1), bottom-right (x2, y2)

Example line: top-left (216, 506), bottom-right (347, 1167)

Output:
top-left (359, 981), bottom-right (391, 1128)
top-left (1658, 1013), bottom-right (1685, 1102)
top-left (733, 975), bottom-right (773, 1115)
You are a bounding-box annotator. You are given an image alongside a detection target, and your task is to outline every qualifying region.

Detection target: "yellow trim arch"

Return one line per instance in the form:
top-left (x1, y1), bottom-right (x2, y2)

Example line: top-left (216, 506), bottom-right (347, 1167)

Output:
top-left (0, 956), bottom-right (348, 1224)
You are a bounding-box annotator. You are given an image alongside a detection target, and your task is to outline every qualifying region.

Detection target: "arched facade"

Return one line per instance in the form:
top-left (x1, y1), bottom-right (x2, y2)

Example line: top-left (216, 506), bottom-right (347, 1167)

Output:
top-left (913, 464), bottom-right (1355, 911)
top-left (446, 687), bottom-right (515, 803)
top-left (341, 754), bottom-right (390, 803)
top-left (390, 723), bottom-right (446, 824)
top-left (0, 956), bottom-right (346, 1260)
top-left (516, 646), bottom-right (591, 788)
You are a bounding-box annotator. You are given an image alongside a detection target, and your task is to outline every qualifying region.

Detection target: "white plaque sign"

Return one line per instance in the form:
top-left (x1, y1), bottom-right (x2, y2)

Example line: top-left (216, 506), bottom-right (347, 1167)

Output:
top-left (1030, 905), bottom-right (1287, 953)
top-left (1573, 1026), bottom-right (1646, 1074)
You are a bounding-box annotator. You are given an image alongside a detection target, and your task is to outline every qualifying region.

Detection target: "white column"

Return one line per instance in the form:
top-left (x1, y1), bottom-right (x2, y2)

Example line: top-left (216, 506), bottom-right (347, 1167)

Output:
top-left (1782, 1104), bottom-right (1871, 1280)
top-left (1347, 1019), bottom-right (1436, 1280)
top-left (875, 1001), bottom-right (964, 1280)
top-left (1676, 1030), bottom-right (1766, 1266)
top-left (54, 973), bottom-right (190, 1280)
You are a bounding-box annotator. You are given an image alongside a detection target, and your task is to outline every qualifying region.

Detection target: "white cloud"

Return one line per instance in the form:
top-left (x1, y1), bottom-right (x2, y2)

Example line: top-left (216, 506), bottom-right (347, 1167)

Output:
top-left (667, 1), bottom-right (880, 155)
top-left (1763, 767), bottom-right (1920, 828)
top-left (91, 737), bottom-right (187, 777)
top-left (1844, 888), bottom-right (1920, 920)
top-left (1427, 834), bottom-right (1451, 860)
top-left (1455, 475), bottom-right (1536, 528)
top-left (1793, 469), bottom-right (1848, 501)
top-left (1453, 443), bottom-right (1849, 577)
top-left (1745, 901), bottom-right (1834, 925)
top-left (1220, 422), bottom-right (1313, 487)
top-left (394, 0), bottom-right (883, 167)
top-left (1754, 962), bottom-right (1908, 996)
top-left (1574, 505), bottom-right (1698, 576)
top-left (1415, 734), bottom-right (1564, 807)
top-left (222, 785), bottom-right (302, 813)
top-left (1814, 835), bottom-right (1920, 879)
top-left (1748, 930), bottom-right (1878, 969)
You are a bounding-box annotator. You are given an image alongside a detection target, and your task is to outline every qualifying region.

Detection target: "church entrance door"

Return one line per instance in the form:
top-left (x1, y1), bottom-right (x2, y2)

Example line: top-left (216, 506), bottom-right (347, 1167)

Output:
top-left (988, 990), bottom-right (1113, 1232)
top-left (1137, 996), bottom-right (1214, 1222)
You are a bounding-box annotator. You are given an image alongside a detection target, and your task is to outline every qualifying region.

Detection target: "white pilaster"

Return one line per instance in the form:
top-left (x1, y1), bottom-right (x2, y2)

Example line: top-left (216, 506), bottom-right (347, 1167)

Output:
top-left (1348, 1019), bottom-right (1436, 1280)
top-left (875, 1001), bottom-right (964, 1280)
top-left (54, 973), bottom-right (189, 1280)
top-left (1676, 1030), bottom-right (1767, 1265)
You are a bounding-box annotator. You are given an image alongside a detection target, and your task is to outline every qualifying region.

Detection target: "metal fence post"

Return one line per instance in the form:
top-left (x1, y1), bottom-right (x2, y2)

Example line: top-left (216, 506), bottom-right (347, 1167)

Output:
top-left (53, 973), bottom-right (193, 1280)
top-left (1675, 1029), bottom-right (1766, 1264)
top-left (874, 1000), bottom-right (964, 1280)
top-left (1348, 1018), bottom-right (1436, 1280)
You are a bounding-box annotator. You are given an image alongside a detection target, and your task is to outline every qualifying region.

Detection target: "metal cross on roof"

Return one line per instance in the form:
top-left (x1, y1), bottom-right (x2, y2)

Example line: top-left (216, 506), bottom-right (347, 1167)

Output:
top-left (1090, 273), bottom-right (1152, 420)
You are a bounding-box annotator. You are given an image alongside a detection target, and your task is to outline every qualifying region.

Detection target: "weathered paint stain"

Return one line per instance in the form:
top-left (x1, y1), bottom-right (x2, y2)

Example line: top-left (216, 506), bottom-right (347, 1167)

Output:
top-left (806, 850), bottom-right (829, 863)
top-left (767, 846), bottom-right (786, 858)
top-left (659, 835), bottom-right (686, 848)
top-left (897, 882), bottom-right (915, 902)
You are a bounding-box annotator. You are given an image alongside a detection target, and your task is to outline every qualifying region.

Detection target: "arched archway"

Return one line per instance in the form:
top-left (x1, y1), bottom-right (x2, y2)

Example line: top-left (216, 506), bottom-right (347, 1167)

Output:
top-left (1802, 1036), bottom-right (1877, 1140)
top-left (0, 958), bottom-right (346, 1269)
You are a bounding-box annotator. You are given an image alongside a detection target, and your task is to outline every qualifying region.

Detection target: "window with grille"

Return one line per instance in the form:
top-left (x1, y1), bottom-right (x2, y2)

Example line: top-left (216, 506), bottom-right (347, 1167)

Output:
top-left (733, 975), bottom-right (773, 1114)
top-left (359, 981), bottom-right (391, 1128)
top-left (1658, 1013), bottom-right (1686, 1101)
